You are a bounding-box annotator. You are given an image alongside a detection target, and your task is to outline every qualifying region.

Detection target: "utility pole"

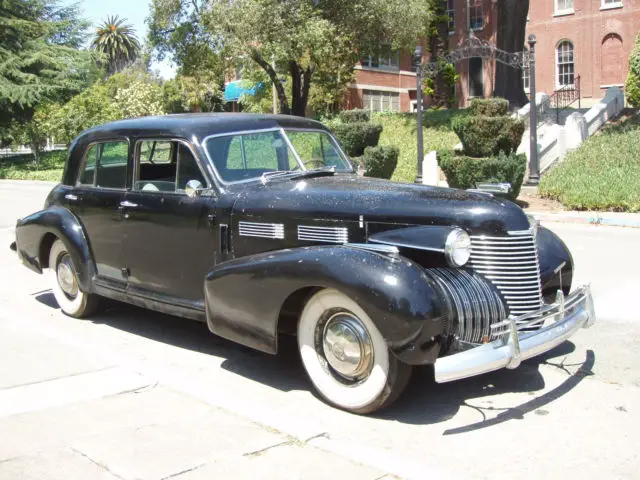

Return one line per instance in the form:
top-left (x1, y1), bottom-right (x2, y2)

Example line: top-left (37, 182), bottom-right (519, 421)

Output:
top-left (414, 46), bottom-right (424, 184)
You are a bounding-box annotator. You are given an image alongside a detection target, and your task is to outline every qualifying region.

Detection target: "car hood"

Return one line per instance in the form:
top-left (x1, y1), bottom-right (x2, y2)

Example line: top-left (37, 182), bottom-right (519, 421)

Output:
top-left (232, 174), bottom-right (530, 235)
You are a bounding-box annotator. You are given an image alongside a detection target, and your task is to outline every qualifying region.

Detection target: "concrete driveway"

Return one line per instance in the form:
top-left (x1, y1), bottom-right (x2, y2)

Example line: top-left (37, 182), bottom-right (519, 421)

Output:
top-left (1, 180), bottom-right (639, 479)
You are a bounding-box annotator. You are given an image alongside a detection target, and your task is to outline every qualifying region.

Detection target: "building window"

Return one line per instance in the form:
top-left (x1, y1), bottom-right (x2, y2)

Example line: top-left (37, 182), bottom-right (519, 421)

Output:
top-left (469, 0), bottom-right (483, 30)
top-left (447, 0), bottom-right (455, 33)
top-left (362, 89), bottom-right (400, 112)
top-left (360, 46), bottom-right (400, 71)
top-left (468, 57), bottom-right (484, 97)
top-left (522, 48), bottom-right (530, 92)
top-left (601, 0), bottom-right (623, 8)
top-left (555, 0), bottom-right (574, 14)
top-left (556, 41), bottom-right (575, 88)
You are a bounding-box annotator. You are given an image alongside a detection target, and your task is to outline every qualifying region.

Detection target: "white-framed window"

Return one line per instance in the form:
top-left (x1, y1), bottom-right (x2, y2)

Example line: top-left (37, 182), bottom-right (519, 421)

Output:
top-left (360, 46), bottom-right (400, 71)
top-left (522, 48), bottom-right (530, 92)
top-left (447, 0), bottom-right (455, 33)
top-left (601, 0), bottom-right (623, 9)
top-left (469, 0), bottom-right (483, 30)
top-left (555, 0), bottom-right (574, 15)
top-left (556, 41), bottom-right (575, 88)
top-left (468, 57), bottom-right (484, 97)
top-left (362, 89), bottom-right (400, 112)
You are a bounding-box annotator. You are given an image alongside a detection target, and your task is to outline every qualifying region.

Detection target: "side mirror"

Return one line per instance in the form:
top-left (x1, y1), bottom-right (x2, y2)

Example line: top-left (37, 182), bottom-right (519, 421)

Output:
top-left (185, 179), bottom-right (204, 198)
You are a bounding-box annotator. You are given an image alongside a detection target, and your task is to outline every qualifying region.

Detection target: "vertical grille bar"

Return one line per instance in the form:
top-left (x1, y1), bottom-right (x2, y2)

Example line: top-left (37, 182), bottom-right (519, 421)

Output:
top-left (469, 231), bottom-right (543, 318)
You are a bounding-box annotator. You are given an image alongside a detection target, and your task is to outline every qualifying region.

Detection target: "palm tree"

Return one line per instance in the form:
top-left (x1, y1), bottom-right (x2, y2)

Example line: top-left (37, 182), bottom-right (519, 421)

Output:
top-left (91, 16), bottom-right (141, 76)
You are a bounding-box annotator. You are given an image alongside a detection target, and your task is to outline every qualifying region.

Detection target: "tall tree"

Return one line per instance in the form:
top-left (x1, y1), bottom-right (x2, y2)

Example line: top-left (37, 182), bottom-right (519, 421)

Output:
top-left (493, 0), bottom-right (530, 107)
top-left (0, 0), bottom-right (92, 147)
top-left (91, 15), bottom-right (141, 76)
top-left (149, 0), bottom-right (433, 117)
top-left (425, 0), bottom-right (455, 108)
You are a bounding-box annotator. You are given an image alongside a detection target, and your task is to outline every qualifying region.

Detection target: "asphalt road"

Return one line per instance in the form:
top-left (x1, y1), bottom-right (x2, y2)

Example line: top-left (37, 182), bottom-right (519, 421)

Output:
top-left (1, 180), bottom-right (639, 480)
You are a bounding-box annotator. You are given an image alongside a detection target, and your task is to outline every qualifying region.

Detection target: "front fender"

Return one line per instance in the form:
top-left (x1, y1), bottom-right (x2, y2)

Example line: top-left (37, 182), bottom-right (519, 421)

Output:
top-left (15, 207), bottom-right (95, 292)
top-left (205, 245), bottom-right (452, 365)
top-left (537, 226), bottom-right (574, 301)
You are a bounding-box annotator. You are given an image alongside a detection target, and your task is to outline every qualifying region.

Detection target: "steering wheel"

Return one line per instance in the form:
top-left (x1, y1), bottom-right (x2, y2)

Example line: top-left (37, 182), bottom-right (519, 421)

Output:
top-left (292, 159), bottom-right (326, 171)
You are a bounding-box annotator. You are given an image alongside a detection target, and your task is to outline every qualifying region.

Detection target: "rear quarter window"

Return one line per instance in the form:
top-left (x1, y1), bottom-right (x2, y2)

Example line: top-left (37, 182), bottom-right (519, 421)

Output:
top-left (77, 141), bottom-right (129, 189)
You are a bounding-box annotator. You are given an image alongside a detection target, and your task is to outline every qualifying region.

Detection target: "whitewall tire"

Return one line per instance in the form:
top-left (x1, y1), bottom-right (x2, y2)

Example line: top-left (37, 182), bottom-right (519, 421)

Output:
top-left (297, 288), bottom-right (412, 414)
top-left (49, 240), bottom-right (99, 318)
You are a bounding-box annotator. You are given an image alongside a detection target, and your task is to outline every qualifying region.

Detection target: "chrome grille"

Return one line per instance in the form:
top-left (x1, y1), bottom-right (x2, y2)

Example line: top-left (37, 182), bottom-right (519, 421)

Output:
top-left (239, 221), bottom-right (285, 239)
top-left (469, 231), bottom-right (543, 317)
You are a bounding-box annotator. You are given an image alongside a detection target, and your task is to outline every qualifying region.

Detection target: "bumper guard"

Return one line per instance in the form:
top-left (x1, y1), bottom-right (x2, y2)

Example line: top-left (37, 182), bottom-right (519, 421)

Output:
top-left (434, 285), bottom-right (596, 383)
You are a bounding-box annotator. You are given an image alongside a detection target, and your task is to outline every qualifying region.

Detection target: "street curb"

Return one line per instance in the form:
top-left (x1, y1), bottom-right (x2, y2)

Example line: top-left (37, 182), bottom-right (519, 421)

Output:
top-left (529, 211), bottom-right (640, 228)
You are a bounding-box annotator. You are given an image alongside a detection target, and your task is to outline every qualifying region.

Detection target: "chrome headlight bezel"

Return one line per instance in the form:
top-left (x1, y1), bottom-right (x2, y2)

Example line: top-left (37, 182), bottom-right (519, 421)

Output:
top-left (444, 228), bottom-right (471, 267)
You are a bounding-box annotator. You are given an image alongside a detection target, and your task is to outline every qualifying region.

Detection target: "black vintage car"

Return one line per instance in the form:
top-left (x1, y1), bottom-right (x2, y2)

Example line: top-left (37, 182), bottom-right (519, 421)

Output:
top-left (12, 113), bottom-right (595, 414)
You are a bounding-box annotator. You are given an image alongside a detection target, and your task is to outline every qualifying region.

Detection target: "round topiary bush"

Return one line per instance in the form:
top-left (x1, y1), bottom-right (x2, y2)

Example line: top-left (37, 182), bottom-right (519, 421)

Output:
top-left (331, 122), bottom-right (383, 157)
top-left (451, 115), bottom-right (525, 158)
top-left (468, 98), bottom-right (509, 117)
top-left (362, 146), bottom-right (399, 179)
top-left (437, 150), bottom-right (527, 200)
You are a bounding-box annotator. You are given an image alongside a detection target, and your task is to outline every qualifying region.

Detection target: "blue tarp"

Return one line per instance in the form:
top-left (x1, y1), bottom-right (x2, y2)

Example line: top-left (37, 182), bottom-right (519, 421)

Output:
top-left (224, 80), bottom-right (261, 102)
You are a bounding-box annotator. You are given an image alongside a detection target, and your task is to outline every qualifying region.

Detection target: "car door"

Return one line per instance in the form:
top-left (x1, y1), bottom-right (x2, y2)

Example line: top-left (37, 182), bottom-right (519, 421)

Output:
top-left (121, 138), bottom-right (217, 309)
top-left (69, 139), bottom-right (129, 289)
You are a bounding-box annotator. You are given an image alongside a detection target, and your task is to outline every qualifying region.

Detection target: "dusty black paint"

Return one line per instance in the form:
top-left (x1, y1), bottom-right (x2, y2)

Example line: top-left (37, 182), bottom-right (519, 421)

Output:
top-left (13, 114), bottom-right (573, 366)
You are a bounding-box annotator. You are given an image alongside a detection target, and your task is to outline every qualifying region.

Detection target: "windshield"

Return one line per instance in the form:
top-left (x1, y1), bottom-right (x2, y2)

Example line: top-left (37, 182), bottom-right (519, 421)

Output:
top-left (204, 129), bottom-right (352, 183)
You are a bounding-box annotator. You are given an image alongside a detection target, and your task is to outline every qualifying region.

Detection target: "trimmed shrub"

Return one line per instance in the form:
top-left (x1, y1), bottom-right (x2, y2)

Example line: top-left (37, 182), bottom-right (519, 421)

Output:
top-left (438, 150), bottom-right (527, 200)
top-left (625, 33), bottom-right (640, 107)
top-left (331, 122), bottom-right (383, 157)
top-left (362, 146), bottom-right (399, 179)
top-left (452, 115), bottom-right (525, 157)
top-left (468, 98), bottom-right (509, 117)
top-left (339, 109), bottom-right (371, 124)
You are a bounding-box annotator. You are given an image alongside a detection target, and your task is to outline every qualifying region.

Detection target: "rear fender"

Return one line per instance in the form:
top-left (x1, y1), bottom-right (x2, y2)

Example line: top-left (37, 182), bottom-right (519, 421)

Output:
top-left (15, 207), bottom-right (95, 292)
top-left (204, 245), bottom-right (452, 365)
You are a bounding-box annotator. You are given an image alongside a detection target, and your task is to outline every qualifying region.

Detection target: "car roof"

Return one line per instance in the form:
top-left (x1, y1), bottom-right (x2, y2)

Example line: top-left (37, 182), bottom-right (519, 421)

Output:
top-left (79, 113), bottom-right (329, 142)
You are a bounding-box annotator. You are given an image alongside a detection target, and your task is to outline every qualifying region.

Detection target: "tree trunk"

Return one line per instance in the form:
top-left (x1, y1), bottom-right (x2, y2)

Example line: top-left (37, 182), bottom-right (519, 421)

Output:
top-left (289, 61), bottom-right (311, 117)
top-left (250, 49), bottom-right (291, 114)
top-left (428, 1), bottom-right (454, 108)
top-left (494, 0), bottom-right (530, 108)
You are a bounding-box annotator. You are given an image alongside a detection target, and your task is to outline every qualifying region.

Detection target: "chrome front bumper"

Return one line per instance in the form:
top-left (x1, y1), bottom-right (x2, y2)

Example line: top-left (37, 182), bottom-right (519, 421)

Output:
top-left (434, 285), bottom-right (596, 383)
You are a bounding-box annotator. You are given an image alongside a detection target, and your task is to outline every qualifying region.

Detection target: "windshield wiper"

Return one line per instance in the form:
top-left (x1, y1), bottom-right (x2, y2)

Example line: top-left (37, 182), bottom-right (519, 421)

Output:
top-left (261, 166), bottom-right (336, 184)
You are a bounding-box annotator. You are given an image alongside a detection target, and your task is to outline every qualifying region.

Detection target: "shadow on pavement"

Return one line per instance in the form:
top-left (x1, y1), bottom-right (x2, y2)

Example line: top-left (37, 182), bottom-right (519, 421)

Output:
top-left (35, 291), bottom-right (595, 429)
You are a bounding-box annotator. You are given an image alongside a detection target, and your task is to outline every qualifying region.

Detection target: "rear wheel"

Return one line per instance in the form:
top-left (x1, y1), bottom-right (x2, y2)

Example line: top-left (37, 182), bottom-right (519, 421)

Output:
top-left (297, 288), bottom-right (412, 414)
top-left (49, 240), bottom-right (99, 318)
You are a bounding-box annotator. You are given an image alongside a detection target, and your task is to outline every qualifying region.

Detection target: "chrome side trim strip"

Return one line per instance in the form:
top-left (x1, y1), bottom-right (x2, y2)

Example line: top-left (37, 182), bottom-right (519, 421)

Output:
top-left (239, 221), bottom-right (285, 239)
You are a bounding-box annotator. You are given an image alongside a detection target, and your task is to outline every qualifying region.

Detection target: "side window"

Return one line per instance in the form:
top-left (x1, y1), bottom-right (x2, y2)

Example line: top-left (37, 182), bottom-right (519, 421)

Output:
top-left (134, 140), bottom-right (206, 193)
top-left (77, 141), bottom-right (128, 188)
top-left (96, 142), bottom-right (128, 189)
top-left (78, 145), bottom-right (97, 185)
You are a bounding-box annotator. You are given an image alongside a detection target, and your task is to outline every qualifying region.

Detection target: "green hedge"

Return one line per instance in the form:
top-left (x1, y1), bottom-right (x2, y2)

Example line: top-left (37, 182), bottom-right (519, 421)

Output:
top-left (331, 122), bottom-right (383, 157)
top-left (468, 98), bottom-right (509, 117)
top-left (438, 150), bottom-right (527, 200)
top-left (451, 115), bottom-right (524, 157)
top-left (362, 146), bottom-right (399, 179)
top-left (625, 33), bottom-right (640, 107)
top-left (338, 109), bottom-right (371, 123)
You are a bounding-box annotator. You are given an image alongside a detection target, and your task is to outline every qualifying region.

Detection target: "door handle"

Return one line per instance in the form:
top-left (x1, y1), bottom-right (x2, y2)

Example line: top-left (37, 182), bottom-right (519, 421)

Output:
top-left (119, 200), bottom-right (139, 208)
top-left (65, 194), bottom-right (79, 201)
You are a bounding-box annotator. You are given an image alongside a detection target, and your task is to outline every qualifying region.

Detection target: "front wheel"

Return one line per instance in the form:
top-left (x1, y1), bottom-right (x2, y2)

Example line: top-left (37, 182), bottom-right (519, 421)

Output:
top-left (49, 240), bottom-right (100, 318)
top-left (297, 288), bottom-right (412, 414)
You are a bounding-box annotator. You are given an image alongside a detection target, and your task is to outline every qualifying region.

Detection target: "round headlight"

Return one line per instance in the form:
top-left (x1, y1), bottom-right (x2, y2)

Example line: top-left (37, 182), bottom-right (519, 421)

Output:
top-left (445, 229), bottom-right (471, 267)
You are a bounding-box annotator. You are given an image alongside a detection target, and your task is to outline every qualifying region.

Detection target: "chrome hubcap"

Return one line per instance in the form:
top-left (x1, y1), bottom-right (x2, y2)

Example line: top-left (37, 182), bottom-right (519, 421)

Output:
top-left (56, 255), bottom-right (78, 298)
top-left (322, 313), bottom-right (373, 379)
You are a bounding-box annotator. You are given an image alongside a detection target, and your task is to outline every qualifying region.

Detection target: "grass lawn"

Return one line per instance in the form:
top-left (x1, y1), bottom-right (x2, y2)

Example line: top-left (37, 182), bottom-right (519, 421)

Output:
top-left (539, 113), bottom-right (640, 212)
top-left (0, 150), bottom-right (66, 182)
top-left (372, 111), bottom-right (464, 183)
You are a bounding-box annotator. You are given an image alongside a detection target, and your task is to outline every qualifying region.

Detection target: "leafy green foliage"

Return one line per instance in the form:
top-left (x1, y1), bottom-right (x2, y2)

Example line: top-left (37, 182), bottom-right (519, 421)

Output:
top-left (91, 16), bottom-right (141, 76)
top-left (362, 146), bottom-right (399, 179)
top-left (625, 33), bottom-right (640, 107)
top-left (338, 109), bottom-right (371, 124)
top-left (452, 115), bottom-right (524, 157)
top-left (162, 75), bottom-right (223, 113)
top-left (438, 150), bottom-right (527, 200)
top-left (539, 114), bottom-right (640, 212)
top-left (331, 123), bottom-right (383, 157)
top-left (468, 98), bottom-right (510, 117)
top-left (0, 0), bottom-right (93, 134)
top-left (0, 150), bottom-right (66, 181)
top-left (372, 111), bottom-right (462, 182)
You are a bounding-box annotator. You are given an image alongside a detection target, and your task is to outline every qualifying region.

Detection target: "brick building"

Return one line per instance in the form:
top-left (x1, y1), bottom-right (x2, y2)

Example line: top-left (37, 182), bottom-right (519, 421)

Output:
top-left (346, 0), bottom-right (640, 112)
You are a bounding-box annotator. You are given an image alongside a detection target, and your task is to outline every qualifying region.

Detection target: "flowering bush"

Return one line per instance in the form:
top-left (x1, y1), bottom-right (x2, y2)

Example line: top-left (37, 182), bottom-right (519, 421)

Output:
top-left (115, 79), bottom-right (165, 119)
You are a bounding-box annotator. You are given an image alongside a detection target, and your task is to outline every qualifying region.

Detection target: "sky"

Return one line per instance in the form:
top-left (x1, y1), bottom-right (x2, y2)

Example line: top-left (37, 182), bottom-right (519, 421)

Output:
top-left (62, 0), bottom-right (177, 79)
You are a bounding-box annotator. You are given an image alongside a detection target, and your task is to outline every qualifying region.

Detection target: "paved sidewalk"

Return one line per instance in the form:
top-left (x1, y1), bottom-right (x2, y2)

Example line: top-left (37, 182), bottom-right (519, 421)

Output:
top-left (529, 210), bottom-right (640, 228)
